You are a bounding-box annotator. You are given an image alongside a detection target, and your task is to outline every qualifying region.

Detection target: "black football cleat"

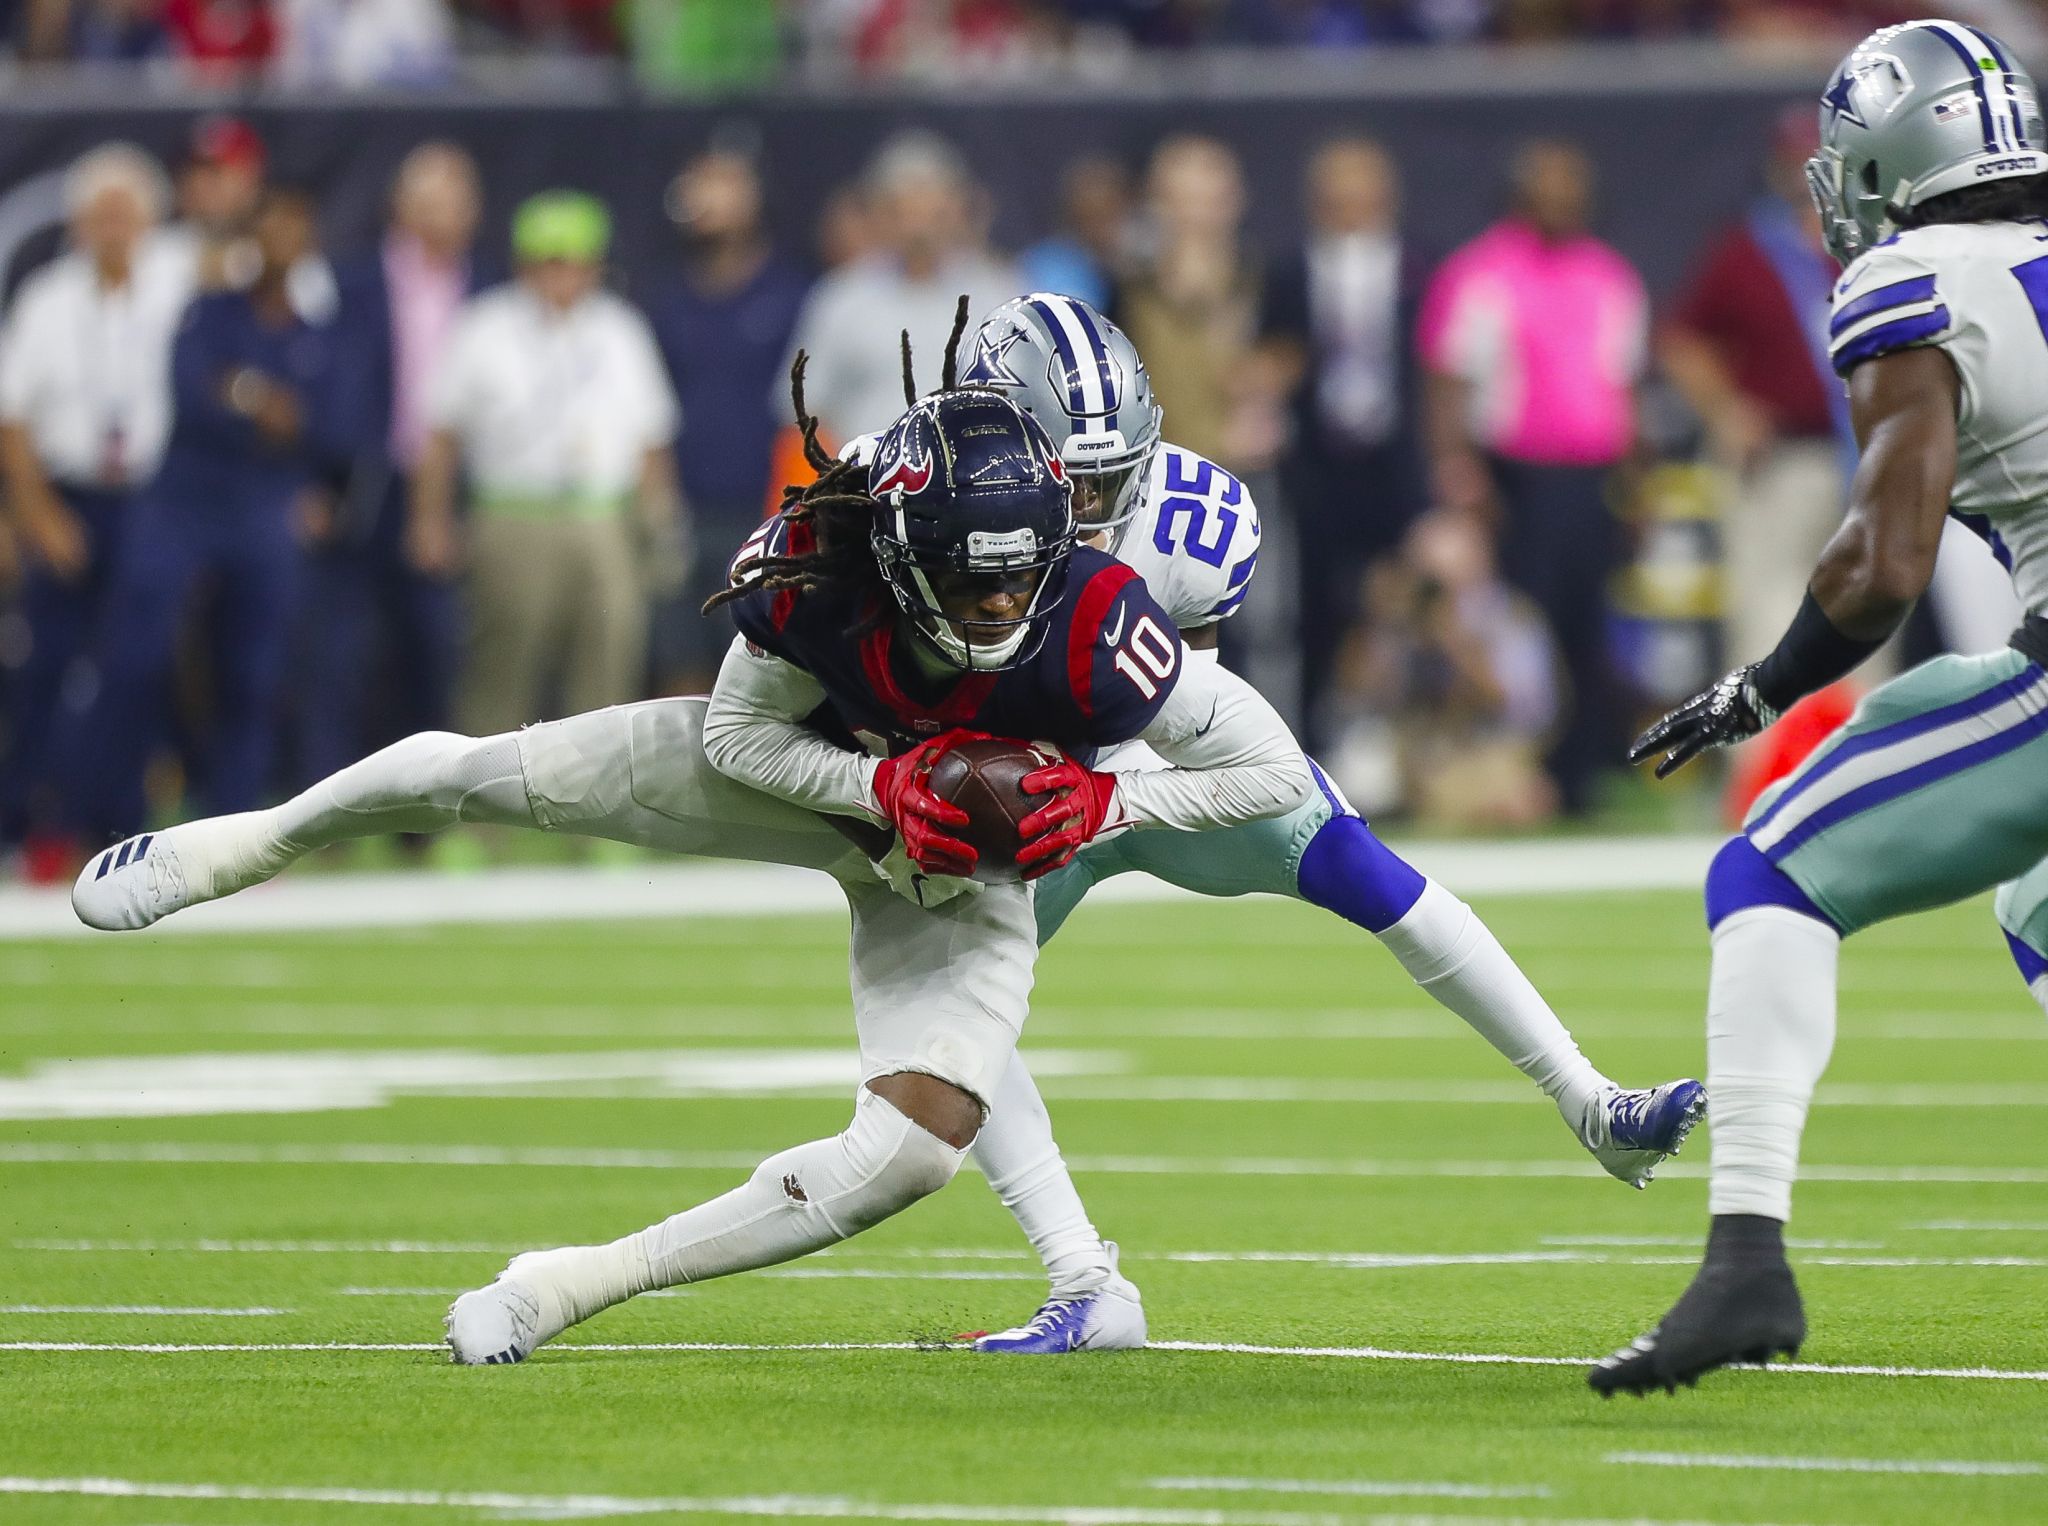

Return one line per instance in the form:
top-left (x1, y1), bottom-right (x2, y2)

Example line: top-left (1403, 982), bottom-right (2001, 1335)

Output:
top-left (1588, 1214), bottom-right (1806, 1396)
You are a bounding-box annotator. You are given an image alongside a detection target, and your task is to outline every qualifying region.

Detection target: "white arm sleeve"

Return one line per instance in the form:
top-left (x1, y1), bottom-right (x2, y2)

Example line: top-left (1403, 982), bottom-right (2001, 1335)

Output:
top-left (1112, 655), bottom-right (1313, 832)
top-left (700, 636), bottom-right (882, 821)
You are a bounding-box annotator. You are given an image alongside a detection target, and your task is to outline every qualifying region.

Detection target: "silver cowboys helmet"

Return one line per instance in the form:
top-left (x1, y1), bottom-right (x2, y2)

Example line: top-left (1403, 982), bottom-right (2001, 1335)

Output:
top-left (1809, 19), bottom-right (2047, 265)
top-left (959, 292), bottom-right (1163, 543)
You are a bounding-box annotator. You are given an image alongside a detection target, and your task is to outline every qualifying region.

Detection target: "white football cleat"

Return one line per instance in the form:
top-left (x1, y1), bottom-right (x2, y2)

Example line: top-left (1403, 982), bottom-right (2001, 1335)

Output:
top-left (1577, 1079), bottom-right (1708, 1189)
top-left (71, 812), bottom-right (293, 931)
top-left (973, 1242), bottom-right (1147, 1354)
top-left (446, 1243), bottom-right (644, 1365)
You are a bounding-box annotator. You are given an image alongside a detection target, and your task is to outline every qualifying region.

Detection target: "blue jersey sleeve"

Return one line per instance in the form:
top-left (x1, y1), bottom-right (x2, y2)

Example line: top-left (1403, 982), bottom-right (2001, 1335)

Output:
top-left (1061, 558), bottom-right (1182, 746)
top-left (721, 517), bottom-right (808, 666)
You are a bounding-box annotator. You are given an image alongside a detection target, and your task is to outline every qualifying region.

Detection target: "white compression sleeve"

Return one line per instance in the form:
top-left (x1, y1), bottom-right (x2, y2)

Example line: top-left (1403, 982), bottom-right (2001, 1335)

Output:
top-left (630, 1090), bottom-right (964, 1288)
top-left (1377, 879), bottom-right (1608, 1127)
top-left (1114, 654), bottom-right (1313, 833)
top-left (970, 1054), bottom-right (1112, 1297)
top-left (270, 731), bottom-right (533, 850)
top-left (1705, 906), bottom-right (1840, 1222)
top-left (700, 636), bottom-right (881, 820)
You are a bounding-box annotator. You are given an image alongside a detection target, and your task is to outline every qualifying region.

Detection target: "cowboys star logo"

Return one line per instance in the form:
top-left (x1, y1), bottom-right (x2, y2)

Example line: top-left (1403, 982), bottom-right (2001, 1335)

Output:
top-left (961, 320), bottom-right (1031, 389)
top-left (1823, 70), bottom-right (1867, 129)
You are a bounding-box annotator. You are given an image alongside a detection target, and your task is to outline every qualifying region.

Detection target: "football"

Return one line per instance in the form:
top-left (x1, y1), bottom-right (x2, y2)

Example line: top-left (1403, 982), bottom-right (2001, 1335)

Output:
top-left (925, 736), bottom-right (1063, 884)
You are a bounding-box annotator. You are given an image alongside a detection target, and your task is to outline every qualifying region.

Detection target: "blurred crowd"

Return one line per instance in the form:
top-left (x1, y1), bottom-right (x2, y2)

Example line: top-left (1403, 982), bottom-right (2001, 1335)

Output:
top-left (0, 100), bottom-right (2023, 880)
top-left (7, 1), bottom-right (2040, 87)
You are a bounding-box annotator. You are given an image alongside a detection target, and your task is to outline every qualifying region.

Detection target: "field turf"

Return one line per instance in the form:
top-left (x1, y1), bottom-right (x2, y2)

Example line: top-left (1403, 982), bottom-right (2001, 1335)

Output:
top-left (0, 880), bottom-right (2044, 1524)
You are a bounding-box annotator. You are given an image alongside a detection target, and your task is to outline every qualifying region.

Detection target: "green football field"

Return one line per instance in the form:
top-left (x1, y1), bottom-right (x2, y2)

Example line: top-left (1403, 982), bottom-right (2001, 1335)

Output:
top-left (1, 878), bottom-right (2044, 1524)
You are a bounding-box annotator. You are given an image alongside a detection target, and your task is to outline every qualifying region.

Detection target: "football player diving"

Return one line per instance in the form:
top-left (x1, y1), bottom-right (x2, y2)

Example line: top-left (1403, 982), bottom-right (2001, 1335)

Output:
top-left (75, 301), bottom-right (1698, 1360)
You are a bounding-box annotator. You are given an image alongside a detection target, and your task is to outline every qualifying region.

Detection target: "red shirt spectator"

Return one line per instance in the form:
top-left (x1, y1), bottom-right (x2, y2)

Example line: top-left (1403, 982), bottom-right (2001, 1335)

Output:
top-left (1667, 220), bottom-right (1835, 441)
top-left (162, 0), bottom-right (277, 71)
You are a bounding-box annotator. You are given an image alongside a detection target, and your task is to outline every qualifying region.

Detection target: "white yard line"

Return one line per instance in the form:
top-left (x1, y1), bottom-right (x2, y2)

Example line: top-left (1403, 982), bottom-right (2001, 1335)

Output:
top-left (1042, 1078), bottom-right (2048, 1108)
top-left (1913, 1221), bottom-right (2048, 1232)
top-left (0, 1304), bottom-right (286, 1316)
top-left (0, 1475), bottom-right (1402, 1525)
top-left (0, 835), bottom-right (1726, 940)
top-left (1149, 1478), bottom-right (1551, 1501)
top-left (1541, 1236), bottom-right (1885, 1249)
top-left (5, 1141), bottom-right (2043, 1186)
top-left (0, 1338), bottom-right (2042, 1383)
top-left (9, 1238), bottom-right (516, 1253)
top-left (1606, 1452), bottom-right (2046, 1478)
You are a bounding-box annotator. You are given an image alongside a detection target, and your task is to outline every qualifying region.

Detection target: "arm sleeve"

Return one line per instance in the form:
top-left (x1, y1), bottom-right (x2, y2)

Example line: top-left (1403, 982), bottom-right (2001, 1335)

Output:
top-left (700, 635), bottom-right (882, 821)
top-left (1110, 655), bottom-right (1314, 833)
top-left (1827, 242), bottom-right (1952, 377)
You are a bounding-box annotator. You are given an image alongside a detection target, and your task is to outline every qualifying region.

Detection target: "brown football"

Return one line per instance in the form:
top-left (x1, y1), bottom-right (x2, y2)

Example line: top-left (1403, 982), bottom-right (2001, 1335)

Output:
top-left (925, 737), bottom-right (1062, 884)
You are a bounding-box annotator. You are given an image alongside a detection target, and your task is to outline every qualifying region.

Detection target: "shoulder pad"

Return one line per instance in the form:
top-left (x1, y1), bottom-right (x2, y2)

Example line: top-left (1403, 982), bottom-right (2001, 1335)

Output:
top-left (1125, 445), bottom-right (1262, 627)
top-left (1062, 553), bottom-right (1181, 744)
top-left (1829, 238), bottom-right (1952, 377)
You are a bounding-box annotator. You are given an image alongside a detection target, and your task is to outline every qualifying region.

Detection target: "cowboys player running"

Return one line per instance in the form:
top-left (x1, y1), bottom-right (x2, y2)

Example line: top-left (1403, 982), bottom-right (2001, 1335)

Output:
top-left (955, 295), bottom-right (1704, 1352)
top-left (1592, 19), bottom-right (2048, 1395)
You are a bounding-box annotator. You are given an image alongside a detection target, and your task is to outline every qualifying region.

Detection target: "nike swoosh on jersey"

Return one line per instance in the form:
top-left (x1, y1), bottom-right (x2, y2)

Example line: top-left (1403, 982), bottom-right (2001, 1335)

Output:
top-left (1103, 605), bottom-right (1128, 647)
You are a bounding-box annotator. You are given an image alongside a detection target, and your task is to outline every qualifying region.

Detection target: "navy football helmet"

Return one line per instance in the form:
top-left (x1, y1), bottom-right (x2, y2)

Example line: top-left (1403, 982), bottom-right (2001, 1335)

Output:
top-left (867, 389), bottom-right (1077, 671)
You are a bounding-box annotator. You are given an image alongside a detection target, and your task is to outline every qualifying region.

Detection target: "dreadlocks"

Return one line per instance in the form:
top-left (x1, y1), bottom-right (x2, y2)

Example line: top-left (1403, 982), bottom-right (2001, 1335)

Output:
top-left (703, 295), bottom-right (974, 623)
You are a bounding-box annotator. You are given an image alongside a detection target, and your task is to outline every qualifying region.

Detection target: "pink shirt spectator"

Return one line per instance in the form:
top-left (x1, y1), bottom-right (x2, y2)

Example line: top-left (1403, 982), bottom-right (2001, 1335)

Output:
top-left (383, 232), bottom-right (467, 469)
top-left (1416, 218), bottom-right (1646, 467)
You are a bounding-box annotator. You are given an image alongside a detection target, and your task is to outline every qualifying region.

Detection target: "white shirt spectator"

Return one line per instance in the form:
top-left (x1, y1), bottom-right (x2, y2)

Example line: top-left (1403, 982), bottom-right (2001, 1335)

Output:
top-left (427, 284), bottom-right (679, 510)
top-left (275, 0), bottom-right (456, 88)
top-left (784, 252), bottom-right (1020, 442)
top-left (0, 249), bottom-right (188, 488)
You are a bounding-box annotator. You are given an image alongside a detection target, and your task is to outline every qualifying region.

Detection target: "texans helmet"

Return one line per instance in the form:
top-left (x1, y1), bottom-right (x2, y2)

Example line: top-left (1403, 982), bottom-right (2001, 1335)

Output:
top-left (960, 293), bottom-right (1162, 544)
top-left (867, 388), bottom-right (1078, 671)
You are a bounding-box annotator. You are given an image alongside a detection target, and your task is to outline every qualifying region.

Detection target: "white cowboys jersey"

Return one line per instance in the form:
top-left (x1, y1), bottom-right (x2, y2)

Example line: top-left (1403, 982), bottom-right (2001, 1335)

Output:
top-left (1115, 442), bottom-right (1263, 632)
top-left (840, 434), bottom-right (1264, 633)
top-left (1828, 219), bottom-right (2048, 617)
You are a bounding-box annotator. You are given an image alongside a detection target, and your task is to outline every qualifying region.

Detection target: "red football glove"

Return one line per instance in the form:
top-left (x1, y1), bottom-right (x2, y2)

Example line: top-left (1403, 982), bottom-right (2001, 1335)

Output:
top-left (1015, 752), bottom-right (1119, 880)
top-left (871, 729), bottom-right (987, 878)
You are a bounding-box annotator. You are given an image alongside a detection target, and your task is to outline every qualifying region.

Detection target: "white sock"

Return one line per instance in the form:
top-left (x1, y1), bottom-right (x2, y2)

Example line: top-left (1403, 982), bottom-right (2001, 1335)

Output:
top-left (1706, 906), bottom-right (1840, 1222)
top-left (630, 1090), bottom-right (964, 1291)
top-left (268, 731), bottom-right (532, 857)
top-left (1377, 878), bottom-right (1610, 1130)
top-left (970, 1054), bottom-right (1110, 1297)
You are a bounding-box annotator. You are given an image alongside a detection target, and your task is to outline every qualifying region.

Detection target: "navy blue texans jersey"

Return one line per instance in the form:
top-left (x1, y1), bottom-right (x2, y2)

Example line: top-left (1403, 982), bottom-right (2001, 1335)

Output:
top-left (723, 517), bottom-right (1183, 760)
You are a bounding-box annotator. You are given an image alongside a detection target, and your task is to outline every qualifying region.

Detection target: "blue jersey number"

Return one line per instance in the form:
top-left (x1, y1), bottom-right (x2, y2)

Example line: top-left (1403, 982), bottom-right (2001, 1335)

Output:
top-left (2013, 253), bottom-right (2048, 342)
top-left (1152, 455), bottom-right (1244, 568)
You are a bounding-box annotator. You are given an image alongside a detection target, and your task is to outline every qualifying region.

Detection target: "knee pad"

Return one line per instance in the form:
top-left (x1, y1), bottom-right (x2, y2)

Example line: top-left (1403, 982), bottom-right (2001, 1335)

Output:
top-left (752, 1089), bottom-right (964, 1239)
top-left (1705, 836), bottom-right (1836, 933)
top-left (1296, 813), bottom-right (1427, 934)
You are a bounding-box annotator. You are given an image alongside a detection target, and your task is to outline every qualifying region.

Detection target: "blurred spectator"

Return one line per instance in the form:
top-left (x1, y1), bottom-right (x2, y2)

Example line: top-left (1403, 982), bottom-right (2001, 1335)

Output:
top-left (55, 187), bottom-right (343, 839)
top-left (162, 0), bottom-right (277, 75)
top-left (1256, 136), bottom-right (1423, 748)
top-left (24, 0), bottom-right (172, 62)
top-left (297, 143), bottom-right (484, 785)
top-left (1117, 134), bottom-right (1259, 469)
top-left (623, 0), bottom-right (781, 89)
top-left (1661, 109), bottom-right (1843, 673)
top-left (646, 146), bottom-right (809, 690)
top-left (410, 191), bottom-right (681, 738)
top-left (462, 0), bottom-right (617, 55)
top-left (814, 181), bottom-right (876, 273)
top-left (0, 145), bottom-right (185, 868)
top-left (1018, 153), bottom-right (1131, 313)
top-left (1419, 138), bottom-right (1646, 814)
top-left (153, 115), bottom-right (268, 296)
top-left (784, 130), bottom-right (1019, 443)
top-left (275, 0), bottom-right (456, 86)
top-left (1331, 507), bottom-right (1559, 829)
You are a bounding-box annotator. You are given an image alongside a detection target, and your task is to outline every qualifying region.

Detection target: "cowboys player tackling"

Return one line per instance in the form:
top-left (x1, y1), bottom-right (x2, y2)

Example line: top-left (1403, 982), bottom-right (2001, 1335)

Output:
top-left (72, 298), bottom-right (1701, 1362)
top-left (1594, 19), bottom-right (2048, 1395)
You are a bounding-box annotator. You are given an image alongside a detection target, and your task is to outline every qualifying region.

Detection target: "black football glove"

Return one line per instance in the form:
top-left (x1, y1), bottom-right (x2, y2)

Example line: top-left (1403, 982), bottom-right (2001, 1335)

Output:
top-left (1628, 662), bottom-right (1782, 780)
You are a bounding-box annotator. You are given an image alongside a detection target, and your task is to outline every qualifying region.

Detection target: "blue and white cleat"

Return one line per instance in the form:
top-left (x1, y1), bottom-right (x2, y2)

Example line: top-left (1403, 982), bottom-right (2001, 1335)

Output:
top-left (1581, 1079), bottom-right (1707, 1189)
top-left (71, 812), bottom-right (293, 932)
top-left (973, 1243), bottom-right (1146, 1354)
